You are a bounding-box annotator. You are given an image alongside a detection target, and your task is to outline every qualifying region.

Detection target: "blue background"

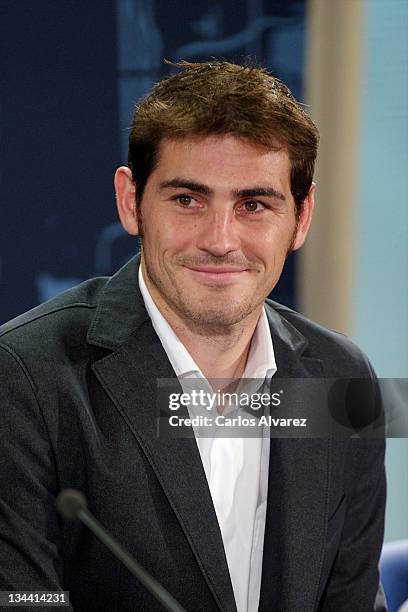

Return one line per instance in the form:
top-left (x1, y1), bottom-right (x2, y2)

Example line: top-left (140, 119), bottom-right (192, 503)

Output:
top-left (0, 0), bottom-right (305, 323)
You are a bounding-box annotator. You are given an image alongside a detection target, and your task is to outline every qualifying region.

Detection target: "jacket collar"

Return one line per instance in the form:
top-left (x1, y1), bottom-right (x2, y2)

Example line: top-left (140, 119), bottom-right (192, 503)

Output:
top-left (87, 254), bottom-right (150, 350)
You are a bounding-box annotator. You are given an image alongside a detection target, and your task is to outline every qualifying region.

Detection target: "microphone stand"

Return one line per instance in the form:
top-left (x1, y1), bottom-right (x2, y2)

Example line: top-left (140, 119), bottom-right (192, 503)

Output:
top-left (57, 489), bottom-right (187, 612)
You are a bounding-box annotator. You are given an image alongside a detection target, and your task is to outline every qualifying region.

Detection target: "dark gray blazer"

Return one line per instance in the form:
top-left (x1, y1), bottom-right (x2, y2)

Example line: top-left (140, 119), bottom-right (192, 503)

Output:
top-left (0, 255), bottom-right (387, 611)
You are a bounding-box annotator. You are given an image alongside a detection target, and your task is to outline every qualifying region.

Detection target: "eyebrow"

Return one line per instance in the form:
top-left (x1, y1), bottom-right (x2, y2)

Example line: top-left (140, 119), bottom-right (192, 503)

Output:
top-left (233, 187), bottom-right (286, 201)
top-left (159, 178), bottom-right (212, 196)
top-left (159, 178), bottom-right (286, 201)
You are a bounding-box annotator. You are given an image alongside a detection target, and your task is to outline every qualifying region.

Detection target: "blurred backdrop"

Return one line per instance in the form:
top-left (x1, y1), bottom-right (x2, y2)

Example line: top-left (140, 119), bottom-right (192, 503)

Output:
top-left (0, 0), bottom-right (407, 541)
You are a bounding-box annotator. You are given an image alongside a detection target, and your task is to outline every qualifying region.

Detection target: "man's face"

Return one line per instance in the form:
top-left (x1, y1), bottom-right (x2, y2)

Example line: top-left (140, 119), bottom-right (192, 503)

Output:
top-left (117, 135), bottom-right (314, 330)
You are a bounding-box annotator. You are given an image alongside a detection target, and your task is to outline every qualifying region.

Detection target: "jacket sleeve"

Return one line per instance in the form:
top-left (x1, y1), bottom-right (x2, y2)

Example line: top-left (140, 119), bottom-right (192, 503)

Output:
top-left (318, 364), bottom-right (388, 611)
top-left (0, 343), bottom-right (72, 607)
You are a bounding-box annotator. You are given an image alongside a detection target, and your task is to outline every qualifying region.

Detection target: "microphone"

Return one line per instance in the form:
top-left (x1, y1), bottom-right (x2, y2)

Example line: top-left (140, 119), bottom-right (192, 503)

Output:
top-left (57, 489), bottom-right (187, 612)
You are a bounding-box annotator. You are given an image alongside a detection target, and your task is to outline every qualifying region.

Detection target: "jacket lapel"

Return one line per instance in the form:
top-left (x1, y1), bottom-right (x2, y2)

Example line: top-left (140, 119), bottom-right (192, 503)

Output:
top-left (259, 304), bottom-right (330, 611)
top-left (88, 256), bottom-right (236, 612)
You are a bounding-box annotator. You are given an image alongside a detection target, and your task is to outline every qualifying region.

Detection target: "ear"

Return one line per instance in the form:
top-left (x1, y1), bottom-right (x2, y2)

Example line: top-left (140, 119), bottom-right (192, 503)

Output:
top-left (291, 182), bottom-right (315, 251)
top-left (114, 166), bottom-right (140, 236)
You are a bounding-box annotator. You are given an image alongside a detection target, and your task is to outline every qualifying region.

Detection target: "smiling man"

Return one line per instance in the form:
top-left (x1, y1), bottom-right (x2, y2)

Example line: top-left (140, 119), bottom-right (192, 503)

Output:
top-left (0, 62), bottom-right (387, 611)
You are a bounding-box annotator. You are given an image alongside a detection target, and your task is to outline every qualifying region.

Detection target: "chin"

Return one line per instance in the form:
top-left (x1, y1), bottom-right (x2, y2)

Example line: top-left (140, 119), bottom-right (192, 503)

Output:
top-left (182, 304), bottom-right (254, 329)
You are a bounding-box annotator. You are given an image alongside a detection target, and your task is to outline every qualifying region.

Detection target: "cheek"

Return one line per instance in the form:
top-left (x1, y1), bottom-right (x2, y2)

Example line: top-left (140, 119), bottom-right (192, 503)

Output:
top-left (144, 222), bottom-right (192, 257)
top-left (248, 226), bottom-right (292, 262)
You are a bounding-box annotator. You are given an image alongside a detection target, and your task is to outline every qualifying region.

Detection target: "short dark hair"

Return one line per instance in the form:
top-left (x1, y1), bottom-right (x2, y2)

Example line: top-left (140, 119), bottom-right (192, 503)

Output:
top-left (128, 60), bottom-right (319, 214)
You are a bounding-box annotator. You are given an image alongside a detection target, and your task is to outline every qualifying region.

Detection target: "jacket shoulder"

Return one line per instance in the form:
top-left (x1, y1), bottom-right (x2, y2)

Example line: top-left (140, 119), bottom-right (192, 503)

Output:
top-left (0, 276), bottom-right (109, 350)
top-left (266, 299), bottom-right (374, 377)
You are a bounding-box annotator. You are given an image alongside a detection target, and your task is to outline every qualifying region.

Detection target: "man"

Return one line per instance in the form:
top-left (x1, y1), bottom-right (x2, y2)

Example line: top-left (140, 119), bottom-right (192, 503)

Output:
top-left (0, 61), bottom-right (386, 611)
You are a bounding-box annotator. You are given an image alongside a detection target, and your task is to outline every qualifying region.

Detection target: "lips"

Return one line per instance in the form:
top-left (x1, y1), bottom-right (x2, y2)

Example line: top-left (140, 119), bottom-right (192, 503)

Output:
top-left (187, 266), bottom-right (248, 274)
top-left (184, 265), bottom-right (249, 284)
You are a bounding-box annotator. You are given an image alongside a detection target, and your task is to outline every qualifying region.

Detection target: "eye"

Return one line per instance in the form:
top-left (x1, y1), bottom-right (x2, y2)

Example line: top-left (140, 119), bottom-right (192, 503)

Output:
top-left (239, 200), bottom-right (265, 214)
top-left (172, 194), bottom-right (198, 208)
top-left (178, 195), bottom-right (192, 206)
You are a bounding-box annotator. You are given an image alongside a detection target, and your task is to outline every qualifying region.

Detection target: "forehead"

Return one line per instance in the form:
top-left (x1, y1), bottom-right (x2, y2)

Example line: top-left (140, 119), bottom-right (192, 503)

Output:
top-left (150, 135), bottom-right (291, 190)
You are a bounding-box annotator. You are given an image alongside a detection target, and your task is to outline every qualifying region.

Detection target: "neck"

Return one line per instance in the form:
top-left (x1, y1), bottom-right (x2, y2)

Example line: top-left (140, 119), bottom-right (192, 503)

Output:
top-left (172, 317), bottom-right (258, 380)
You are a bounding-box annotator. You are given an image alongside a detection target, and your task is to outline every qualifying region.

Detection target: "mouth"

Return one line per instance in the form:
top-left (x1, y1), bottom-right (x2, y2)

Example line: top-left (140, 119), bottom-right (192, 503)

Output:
top-left (184, 265), bottom-right (250, 284)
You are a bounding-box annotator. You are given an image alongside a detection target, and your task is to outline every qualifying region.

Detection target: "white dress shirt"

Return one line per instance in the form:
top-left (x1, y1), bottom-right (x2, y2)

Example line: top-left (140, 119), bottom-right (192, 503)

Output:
top-left (139, 266), bottom-right (277, 612)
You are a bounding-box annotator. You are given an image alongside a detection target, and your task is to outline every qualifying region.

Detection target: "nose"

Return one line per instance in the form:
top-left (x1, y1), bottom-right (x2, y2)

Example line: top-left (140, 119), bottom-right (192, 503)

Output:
top-left (196, 208), bottom-right (240, 257)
